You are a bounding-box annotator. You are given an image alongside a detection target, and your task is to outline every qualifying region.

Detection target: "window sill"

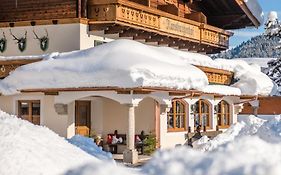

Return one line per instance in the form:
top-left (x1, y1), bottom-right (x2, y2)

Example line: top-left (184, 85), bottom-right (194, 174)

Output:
top-left (168, 128), bottom-right (186, 132)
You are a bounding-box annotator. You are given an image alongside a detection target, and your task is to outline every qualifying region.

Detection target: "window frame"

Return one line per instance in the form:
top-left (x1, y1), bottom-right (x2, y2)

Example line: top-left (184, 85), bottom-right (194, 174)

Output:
top-left (193, 99), bottom-right (211, 129)
top-left (18, 100), bottom-right (41, 125)
top-left (167, 100), bottom-right (187, 132)
top-left (217, 100), bottom-right (231, 128)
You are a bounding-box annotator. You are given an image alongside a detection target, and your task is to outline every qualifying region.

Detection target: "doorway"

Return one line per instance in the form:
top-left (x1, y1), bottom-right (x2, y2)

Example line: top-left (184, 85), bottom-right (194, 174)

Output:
top-left (75, 101), bottom-right (91, 136)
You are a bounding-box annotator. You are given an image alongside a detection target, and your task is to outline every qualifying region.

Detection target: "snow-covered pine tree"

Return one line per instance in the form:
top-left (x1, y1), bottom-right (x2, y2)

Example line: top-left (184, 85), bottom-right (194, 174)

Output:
top-left (265, 11), bottom-right (281, 39)
top-left (264, 11), bottom-right (281, 88)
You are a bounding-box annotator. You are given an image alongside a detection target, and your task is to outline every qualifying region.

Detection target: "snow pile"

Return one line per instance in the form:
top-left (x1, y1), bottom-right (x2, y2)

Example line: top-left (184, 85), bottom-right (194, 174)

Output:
top-left (64, 163), bottom-right (139, 175)
top-left (143, 137), bottom-right (281, 175)
top-left (193, 115), bottom-right (266, 151)
top-left (0, 39), bottom-right (273, 96)
top-left (68, 135), bottom-right (113, 162)
top-left (143, 115), bottom-right (281, 175)
top-left (0, 110), bottom-right (100, 175)
top-left (257, 116), bottom-right (281, 143)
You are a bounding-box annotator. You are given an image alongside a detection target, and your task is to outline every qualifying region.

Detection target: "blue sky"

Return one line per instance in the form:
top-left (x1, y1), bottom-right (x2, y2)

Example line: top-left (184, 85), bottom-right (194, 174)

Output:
top-left (230, 0), bottom-right (281, 47)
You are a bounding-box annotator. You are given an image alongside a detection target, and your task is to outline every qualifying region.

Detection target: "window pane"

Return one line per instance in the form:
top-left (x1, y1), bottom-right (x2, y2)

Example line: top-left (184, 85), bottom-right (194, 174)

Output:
top-left (218, 114), bottom-right (222, 126)
top-left (167, 115), bottom-right (174, 128)
top-left (202, 102), bottom-right (209, 113)
top-left (194, 102), bottom-right (199, 113)
top-left (194, 114), bottom-right (200, 127)
top-left (224, 114), bottom-right (229, 125)
top-left (176, 115), bottom-right (184, 128)
top-left (32, 102), bottom-right (40, 115)
top-left (202, 114), bottom-right (209, 127)
top-left (218, 103), bottom-right (222, 113)
top-left (19, 102), bottom-right (29, 115)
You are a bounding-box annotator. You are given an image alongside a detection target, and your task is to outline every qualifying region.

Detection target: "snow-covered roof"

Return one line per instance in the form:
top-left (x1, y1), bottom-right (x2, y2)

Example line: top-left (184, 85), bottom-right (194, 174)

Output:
top-left (0, 39), bottom-right (274, 96)
top-left (244, 0), bottom-right (264, 26)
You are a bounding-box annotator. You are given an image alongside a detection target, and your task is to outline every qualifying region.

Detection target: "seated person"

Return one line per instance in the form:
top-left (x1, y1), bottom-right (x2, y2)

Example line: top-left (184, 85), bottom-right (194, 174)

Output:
top-left (107, 130), bottom-right (123, 144)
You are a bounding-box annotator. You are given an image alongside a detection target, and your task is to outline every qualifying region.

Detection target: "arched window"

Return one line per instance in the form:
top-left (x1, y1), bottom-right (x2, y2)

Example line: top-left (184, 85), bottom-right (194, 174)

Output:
top-left (193, 100), bottom-right (210, 128)
top-left (217, 100), bottom-right (230, 128)
top-left (167, 100), bottom-right (186, 132)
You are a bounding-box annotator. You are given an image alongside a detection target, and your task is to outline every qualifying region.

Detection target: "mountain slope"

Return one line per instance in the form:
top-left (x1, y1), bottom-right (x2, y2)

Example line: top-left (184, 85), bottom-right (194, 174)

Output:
top-left (212, 35), bottom-right (281, 59)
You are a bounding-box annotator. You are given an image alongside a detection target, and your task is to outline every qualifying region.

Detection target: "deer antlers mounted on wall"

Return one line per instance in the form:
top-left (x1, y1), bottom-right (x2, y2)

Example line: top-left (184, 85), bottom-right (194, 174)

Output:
top-left (33, 29), bottom-right (49, 51)
top-left (9, 29), bottom-right (27, 52)
top-left (0, 31), bottom-right (7, 53)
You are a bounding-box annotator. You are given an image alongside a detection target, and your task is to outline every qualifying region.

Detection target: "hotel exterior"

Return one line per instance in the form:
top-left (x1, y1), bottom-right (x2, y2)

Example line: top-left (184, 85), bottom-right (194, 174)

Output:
top-left (0, 0), bottom-right (264, 164)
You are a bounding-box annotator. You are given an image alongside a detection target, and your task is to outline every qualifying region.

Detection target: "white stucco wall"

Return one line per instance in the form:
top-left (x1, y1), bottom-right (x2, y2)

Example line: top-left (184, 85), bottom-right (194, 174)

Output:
top-left (160, 95), bottom-right (238, 149)
top-left (0, 95), bottom-right (13, 113)
top-left (0, 23), bottom-right (113, 56)
top-left (43, 95), bottom-right (68, 137)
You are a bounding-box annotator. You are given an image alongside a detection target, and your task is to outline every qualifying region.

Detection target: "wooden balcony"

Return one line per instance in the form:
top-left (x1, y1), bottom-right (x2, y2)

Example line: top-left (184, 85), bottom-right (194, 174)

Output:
top-left (88, 0), bottom-right (232, 53)
top-left (196, 65), bottom-right (234, 85)
top-left (0, 59), bottom-right (42, 79)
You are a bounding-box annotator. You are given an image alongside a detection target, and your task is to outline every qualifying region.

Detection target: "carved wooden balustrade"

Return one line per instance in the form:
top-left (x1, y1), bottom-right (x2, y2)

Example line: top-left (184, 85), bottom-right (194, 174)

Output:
top-left (0, 59), bottom-right (42, 79)
top-left (88, 0), bottom-right (232, 52)
top-left (196, 65), bottom-right (234, 85)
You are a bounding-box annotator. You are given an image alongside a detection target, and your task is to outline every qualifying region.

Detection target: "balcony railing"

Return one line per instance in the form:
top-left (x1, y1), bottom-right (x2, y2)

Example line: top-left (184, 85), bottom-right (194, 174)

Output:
top-left (88, 0), bottom-right (232, 49)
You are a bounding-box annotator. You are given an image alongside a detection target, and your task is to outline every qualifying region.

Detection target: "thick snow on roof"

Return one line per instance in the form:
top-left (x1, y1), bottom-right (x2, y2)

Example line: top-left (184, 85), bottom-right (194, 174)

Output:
top-left (244, 0), bottom-right (264, 25)
top-left (233, 58), bottom-right (274, 68)
top-left (0, 55), bottom-right (45, 61)
top-left (0, 39), bottom-right (273, 96)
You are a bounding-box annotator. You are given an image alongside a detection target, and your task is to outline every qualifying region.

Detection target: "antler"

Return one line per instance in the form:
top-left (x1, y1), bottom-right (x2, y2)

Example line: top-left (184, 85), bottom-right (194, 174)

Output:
top-left (9, 29), bottom-right (19, 41)
top-left (24, 31), bottom-right (27, 39)
top-left (45, 29), bottom-right (48, 38)
top-left (33, 30), bottom-right (40, 40)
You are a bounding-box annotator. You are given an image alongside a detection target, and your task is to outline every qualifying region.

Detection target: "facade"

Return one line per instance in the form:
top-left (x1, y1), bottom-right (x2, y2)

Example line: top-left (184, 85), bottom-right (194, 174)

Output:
top-left (0, 0), bottom-right (263, 164)
top-left (0, 55), bottom-right (247, 164)
top-left (0, 0), bottom-right (262, 56)
top-left (240, 96), bottom-right (281, 119)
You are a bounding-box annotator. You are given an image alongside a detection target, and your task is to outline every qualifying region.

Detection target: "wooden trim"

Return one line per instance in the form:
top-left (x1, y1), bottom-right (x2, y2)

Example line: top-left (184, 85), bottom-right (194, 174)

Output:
top-left (235, 0), bottom-right (261, 27)
top-left (217, 100), bottom-right (231, 128)
top-left (75, 100), bottom-right (91, 136)
top-left (0, 58), bottom-right (43, 65)
top-left (167, 99), bottom-right (187, 132)
top-left (155, 101), bottom-right (161, 148)
top-left (0, 18), bottom-right (89, 28)
top-left (194, 99), bottom-right (211, 129)
top-left (18, 100), bottom-right (41, 125)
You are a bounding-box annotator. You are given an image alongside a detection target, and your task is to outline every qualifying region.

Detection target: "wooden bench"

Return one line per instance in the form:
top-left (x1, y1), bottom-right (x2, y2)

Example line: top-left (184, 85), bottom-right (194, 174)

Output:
top-left (106, 133), bottom-right (149, 154)
top-left (107, 134), bottom-right (126, 154)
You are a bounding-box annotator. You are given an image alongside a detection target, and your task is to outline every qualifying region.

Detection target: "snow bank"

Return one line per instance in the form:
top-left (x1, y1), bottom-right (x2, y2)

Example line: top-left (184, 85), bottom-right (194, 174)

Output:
top-left (64, 163), bottom-right (138, 175)
top-left (193, 115), bottom-right (265, 151)
top-left (143, 137), bottom-right (281, 175)
top-left (0, 39), bottom-right (273, 96)
top-left (0, 110), bottom-right (100, 175)
top-left (68, 135), bottom-right (113, 162)
top-left (143, 115), bottom-right (281, 175)
top-left (257, 116), bottom-right (281, 143)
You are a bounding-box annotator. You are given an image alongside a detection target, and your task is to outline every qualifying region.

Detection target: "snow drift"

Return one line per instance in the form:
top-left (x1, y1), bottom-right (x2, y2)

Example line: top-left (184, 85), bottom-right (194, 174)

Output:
top-left (0, 39), bottom-right (273, 96)
top-left (142, 115), bottom-right (281, 175)
top-left (0, 110), bottom-right (100, 175)
top-left (67, 135), bottom-right (113, 162)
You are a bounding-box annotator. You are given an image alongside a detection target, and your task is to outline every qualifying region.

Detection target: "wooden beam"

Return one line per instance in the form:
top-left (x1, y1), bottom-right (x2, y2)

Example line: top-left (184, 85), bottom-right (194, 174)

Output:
top-left (44, 91), bottom-right (59, 96)
top-left (133, 31), bottom-right (153, 40)
top-left (119, 28), bottom-right (138, 37)
top-left (104, 25), bottom-right (129, 34)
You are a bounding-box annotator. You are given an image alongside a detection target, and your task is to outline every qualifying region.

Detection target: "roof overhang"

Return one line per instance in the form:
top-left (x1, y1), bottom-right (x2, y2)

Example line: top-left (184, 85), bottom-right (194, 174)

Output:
top-left (196, 0), bottom-right (263, 29)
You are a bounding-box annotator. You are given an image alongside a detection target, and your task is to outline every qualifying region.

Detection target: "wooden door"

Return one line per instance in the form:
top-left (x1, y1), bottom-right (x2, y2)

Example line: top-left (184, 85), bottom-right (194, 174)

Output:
top-left (75, 101), bottom-right (91, 136)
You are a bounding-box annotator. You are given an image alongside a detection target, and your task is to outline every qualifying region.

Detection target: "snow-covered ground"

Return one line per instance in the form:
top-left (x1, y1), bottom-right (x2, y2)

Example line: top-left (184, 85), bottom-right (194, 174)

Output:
top-left (0, 110), bottom-right (111, 175)
top-left (1, 109), bottom-right (281, 175)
